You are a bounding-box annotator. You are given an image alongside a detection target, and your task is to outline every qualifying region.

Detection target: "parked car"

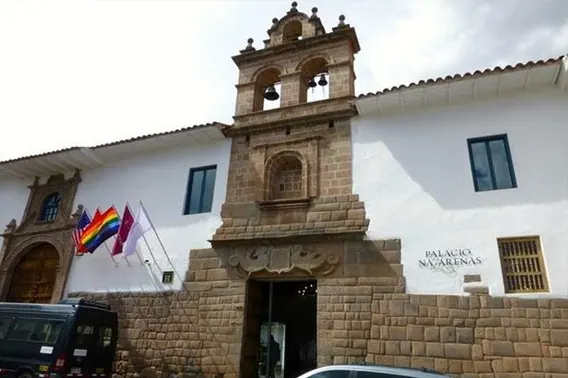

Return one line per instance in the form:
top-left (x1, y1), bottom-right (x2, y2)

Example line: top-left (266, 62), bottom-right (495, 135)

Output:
top-left (296, 364), bottom-right (450, 378)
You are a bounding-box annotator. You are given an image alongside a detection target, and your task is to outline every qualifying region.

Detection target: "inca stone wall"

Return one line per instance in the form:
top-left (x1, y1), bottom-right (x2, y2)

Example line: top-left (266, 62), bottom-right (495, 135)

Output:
top-left (317, 279), bottom-right (568, 377)
top-left (71, 246), bottom-right (568, 378)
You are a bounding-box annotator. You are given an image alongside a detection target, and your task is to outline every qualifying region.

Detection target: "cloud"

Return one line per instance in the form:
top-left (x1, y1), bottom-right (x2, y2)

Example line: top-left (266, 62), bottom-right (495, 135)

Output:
top-left (0, 0), bottom-right (566, 160)
top-left (359, 0), bottom-right (567, 93)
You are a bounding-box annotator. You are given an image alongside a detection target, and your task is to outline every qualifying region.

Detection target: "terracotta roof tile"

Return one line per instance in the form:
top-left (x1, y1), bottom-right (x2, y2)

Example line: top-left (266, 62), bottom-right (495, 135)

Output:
top-left (357, 55), bottom-right (566, 99)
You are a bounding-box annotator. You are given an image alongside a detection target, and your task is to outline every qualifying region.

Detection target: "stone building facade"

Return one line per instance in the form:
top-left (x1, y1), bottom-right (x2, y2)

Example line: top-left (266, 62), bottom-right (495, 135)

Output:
top-left (3, 2), bottom-right (568, 378)
top-left (71, 3), bottom-right (568, 378)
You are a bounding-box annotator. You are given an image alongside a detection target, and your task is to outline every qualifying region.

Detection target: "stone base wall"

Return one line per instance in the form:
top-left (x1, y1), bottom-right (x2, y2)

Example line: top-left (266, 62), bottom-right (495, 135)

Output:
top-left (318, 278), bottom-right (568, 377)
top-left (70, 248), bottom-right (245, 378)
top-left (71, 248), bottom-right (568, 378)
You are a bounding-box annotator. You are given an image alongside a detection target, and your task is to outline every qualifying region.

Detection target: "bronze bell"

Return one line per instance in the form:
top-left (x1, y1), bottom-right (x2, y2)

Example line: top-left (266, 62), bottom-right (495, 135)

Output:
top-left (318, 73), bottom-right (328, 86)
top-left (264, 85), bottom-right (279, 101)
top-left (308, 78), bottom-right (317, 88)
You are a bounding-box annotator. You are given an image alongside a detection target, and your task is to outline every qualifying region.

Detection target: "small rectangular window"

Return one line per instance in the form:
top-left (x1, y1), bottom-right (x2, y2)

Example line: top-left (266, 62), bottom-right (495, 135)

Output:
top-left (467, 134), bottom-right (517, 192)
top-left (183, 165), bottom-right (217, 215)
top-left (498, 236), bottom-right (549, 293)
top-left (8, 318), bottom-right (64, 344)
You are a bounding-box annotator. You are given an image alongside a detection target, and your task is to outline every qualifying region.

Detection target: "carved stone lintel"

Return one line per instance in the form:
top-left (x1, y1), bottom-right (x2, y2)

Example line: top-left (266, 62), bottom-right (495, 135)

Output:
top-left (226, 244), bottom-right (339, 278)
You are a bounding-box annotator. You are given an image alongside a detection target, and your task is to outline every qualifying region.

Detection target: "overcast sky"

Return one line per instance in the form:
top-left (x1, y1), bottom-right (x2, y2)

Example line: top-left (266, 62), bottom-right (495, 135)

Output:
top-left (0, 0), bottom-right (566, 161)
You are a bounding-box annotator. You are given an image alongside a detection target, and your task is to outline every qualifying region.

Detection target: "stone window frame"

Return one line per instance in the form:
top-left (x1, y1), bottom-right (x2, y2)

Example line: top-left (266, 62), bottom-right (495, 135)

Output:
top-left (38, 192), bottom-right (62, 223)
top-left (252, 135), bottom-right (321, 207)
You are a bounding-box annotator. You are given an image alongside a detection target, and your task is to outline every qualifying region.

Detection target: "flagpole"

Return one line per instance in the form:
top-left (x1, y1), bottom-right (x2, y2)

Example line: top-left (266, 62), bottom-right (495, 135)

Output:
top-left (126, 201), bottom-right (164, 277)
top-left (110, 204), bottom-right (137, 269)
top-left (95, 207), bottom-right (120, 268)
top-left (124, 202), bottom-right (166, 291)
top-left (138, 200), bottom-right (186, 286)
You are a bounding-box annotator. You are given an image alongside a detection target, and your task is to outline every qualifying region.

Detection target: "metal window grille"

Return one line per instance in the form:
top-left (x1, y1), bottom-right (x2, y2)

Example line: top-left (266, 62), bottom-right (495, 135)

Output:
top-left (498, 236), bottom-right (549, 293)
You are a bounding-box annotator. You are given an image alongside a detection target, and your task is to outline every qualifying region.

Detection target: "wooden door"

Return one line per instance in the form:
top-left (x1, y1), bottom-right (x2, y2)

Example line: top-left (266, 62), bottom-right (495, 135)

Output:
top-left (7, 243), bottom-right (59, 303)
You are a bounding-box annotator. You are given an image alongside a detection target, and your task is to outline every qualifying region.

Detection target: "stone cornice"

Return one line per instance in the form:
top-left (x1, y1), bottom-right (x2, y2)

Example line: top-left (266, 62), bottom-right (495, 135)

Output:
top-left (224, 97), bottom-right (357, 136)
top-left (208, 230), bottom-right (367, 249)
top-left (231, 27), bottom-right (360, 67)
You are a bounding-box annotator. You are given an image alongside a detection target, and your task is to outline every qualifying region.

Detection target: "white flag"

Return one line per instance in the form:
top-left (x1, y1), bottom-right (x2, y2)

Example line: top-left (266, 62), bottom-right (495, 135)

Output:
top-left (123, 206), bottom-right (152, 257)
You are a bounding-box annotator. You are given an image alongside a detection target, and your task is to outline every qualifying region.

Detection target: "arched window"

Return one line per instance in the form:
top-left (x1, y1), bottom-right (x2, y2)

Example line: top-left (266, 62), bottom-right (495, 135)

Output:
top-left (253, 67), bottom-right (282, 112)
top-left (299, 57), bottom-right (330, 104)
top-left (39, 193), bottom-right (61, 222)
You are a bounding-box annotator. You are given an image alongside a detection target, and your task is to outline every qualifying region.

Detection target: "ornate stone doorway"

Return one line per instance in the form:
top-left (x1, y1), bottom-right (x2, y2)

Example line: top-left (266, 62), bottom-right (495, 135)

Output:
top-left (242, 279), bottom-right (317, 378)
top-left (6, 243), bottom-right (59, 303)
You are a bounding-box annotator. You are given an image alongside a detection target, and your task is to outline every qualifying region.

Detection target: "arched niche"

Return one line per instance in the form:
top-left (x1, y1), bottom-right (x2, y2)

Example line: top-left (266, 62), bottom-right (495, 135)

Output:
top-left (252, 67), bottom-right (283, 112)
top-left (264, 4), bottom-right (325, 48)
top-left (6, 242), bottom-right (60, 303)
top-left (282, 20), bottom-right (303, 42)
top-left (264, 151), bottom-right (308, 201)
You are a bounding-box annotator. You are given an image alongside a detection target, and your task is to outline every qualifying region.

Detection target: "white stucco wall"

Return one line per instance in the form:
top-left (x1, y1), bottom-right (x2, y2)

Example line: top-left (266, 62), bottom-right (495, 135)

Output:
top-left (0, 177), bottom-right (30, 263)
top-left (352, 89), bottom-right (568, 298)
top-left (64, 138), bottom-right (231, 294)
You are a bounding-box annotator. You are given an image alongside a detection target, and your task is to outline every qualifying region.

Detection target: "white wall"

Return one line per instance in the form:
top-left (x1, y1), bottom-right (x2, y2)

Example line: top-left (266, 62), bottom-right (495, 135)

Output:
top-left (0, 177), bottom-right (30, 263)
top-left (352, 89), bottom-right (568, 298)
top-left (65, 139), bottom-right (231, 294)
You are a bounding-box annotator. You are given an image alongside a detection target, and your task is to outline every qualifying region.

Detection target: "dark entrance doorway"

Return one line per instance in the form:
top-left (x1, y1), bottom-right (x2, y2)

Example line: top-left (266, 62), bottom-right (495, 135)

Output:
top-left (241, 279), bottom-right (317, 378)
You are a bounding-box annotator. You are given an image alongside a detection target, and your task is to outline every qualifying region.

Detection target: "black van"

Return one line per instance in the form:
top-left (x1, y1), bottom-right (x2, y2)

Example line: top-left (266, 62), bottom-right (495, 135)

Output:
top-left (0, 298), bottom-right (118, 378)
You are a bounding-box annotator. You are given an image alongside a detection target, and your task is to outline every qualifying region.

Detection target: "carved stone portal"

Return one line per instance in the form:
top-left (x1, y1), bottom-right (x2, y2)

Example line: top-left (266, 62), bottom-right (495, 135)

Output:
top-left (0, 171), bottom-right (82, 303)
top-left (222, 244), bottom-right (340, 278)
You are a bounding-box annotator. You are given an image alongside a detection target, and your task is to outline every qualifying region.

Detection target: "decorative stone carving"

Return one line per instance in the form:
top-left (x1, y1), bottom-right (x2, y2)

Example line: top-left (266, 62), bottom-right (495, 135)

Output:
top-left (71, 204), bottom-right (84, 221)
top-left (0, 171), bottom-right (82, 303)
top-left (3, 219), bottom-right (16, 234)
top-left (251, 135), bottom-right (321, 202)
top-left (226, 244), bottom-right (339, 277)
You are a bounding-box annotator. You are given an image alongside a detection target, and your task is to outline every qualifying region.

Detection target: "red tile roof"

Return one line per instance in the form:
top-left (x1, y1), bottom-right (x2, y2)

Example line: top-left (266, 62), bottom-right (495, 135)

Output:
top-left (357, 55), bottom-right (566, 99)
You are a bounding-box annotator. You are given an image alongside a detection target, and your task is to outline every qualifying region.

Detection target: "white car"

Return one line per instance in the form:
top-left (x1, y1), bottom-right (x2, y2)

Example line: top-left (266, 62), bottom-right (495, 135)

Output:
top-left (296, 364), bottom-right (450, 378)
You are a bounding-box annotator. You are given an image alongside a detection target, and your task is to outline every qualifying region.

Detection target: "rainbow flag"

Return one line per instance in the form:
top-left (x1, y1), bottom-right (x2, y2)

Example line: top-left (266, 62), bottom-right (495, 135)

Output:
top-left (80, 206), bottom-right (121, 253)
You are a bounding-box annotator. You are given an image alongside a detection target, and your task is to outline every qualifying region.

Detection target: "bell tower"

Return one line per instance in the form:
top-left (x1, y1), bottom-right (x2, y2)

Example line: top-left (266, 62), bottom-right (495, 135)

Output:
top-left (232, 2), bottom-right (358, 116)
top-left (210, 2), bottom-right (391, 281)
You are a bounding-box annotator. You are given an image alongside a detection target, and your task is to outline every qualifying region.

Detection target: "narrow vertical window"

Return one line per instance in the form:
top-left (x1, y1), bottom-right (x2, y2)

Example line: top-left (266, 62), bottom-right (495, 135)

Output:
top-left (39, 193), bottom-right (61, 222)
top-left (467, 134), bottom-right (517, 192)
top-left (183, 165), bottom-right (217, 215)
